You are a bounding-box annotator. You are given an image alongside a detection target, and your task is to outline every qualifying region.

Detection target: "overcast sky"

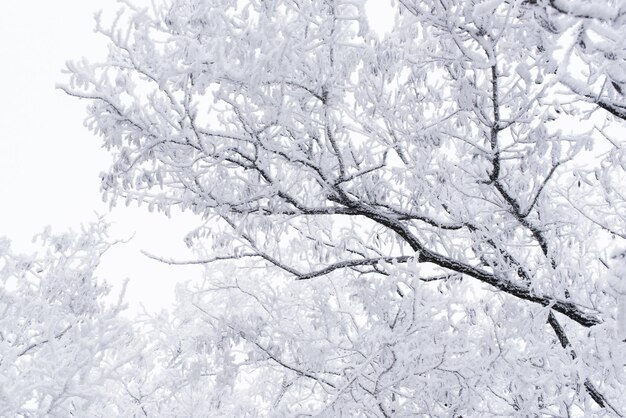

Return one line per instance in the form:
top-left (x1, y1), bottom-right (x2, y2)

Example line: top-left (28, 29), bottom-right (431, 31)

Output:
top-left (0, 1), bottom-right (394, 313)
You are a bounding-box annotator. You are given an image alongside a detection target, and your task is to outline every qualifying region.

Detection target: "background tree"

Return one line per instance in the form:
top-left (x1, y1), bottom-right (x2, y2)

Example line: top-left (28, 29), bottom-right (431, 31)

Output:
top-left (61, 0), bottom-right (626, 415)
top-left (0, 222), bottom-right (146, 417)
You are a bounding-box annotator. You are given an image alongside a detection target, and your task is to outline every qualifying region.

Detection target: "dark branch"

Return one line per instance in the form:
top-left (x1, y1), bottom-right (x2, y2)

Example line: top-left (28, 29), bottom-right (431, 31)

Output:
top-left (296, 256), bottom-right (412, 280)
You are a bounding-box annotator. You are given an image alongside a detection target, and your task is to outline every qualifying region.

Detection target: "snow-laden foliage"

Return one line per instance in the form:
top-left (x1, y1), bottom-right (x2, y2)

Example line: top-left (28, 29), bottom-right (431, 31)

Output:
top-left (0, 222), bottom-right (145, 417)
top-left (60, 0), bottom-right (626, 415)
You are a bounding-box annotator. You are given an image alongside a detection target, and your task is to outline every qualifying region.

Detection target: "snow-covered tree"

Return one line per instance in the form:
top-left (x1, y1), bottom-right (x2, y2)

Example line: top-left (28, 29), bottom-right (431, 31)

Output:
top-left (0, 222), bottom-right (147, 417)
top-left (61, 0), bottom-right (626, 415)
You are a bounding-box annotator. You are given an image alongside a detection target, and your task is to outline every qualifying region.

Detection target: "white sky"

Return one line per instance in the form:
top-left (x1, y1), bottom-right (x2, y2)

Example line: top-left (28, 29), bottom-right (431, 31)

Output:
top-left (0, 1), bottom-right (395, 313)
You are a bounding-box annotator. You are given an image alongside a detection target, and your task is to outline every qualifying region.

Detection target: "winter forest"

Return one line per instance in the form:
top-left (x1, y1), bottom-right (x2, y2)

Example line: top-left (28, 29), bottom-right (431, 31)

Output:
top-left (2, 0), bottom-right (626, 416)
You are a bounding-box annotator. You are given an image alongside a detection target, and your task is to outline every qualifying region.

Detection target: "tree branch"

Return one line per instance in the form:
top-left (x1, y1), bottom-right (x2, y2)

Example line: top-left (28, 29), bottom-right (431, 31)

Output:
top-left (295, 256), bottom-right (412, 280)
top-left (17, 325), bottom-right (73, 358)
top-left (141, 250), bottom-right (261, 265)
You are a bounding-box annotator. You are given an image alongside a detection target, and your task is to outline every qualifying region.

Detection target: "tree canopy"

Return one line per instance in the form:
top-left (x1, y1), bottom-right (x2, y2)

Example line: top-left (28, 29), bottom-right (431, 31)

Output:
top-left (11, 0), bottom-right (624, 415)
